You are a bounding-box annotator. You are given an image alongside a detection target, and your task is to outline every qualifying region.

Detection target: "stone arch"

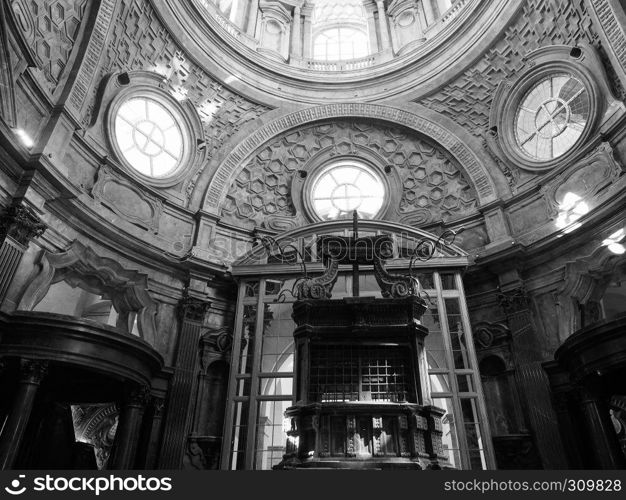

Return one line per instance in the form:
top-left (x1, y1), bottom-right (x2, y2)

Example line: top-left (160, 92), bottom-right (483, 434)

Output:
top-left (202, 103), bottom-right (500, 214)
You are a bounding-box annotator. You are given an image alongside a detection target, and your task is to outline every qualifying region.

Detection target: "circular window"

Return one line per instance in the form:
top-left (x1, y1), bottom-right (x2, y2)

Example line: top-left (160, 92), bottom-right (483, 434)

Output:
top-left (114, 96), bottom-right (185, 178)
top-left (310, 162), bottom-right (386, 220)
top-left (514, 74), bottom-right (590, 161)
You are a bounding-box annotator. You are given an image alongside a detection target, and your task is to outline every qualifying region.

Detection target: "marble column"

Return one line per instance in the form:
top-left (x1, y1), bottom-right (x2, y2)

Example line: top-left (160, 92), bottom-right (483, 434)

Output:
top-left (109, 384), bottom-right (150, 470)
top-left (376, 0), bottom-right (391, 51)
top-left (0, 359), bottom-right (48, 470)
top-left (290, 6), bottom-right (302, 59)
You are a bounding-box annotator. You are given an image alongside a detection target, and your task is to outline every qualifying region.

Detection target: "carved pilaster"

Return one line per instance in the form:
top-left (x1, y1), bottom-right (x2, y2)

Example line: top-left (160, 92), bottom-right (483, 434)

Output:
top-left (0, 205), bottom-right (46, 246)
top-left (412, 414), bottom-right (428, 456)
top-left (160, 292), bottom-right (211, 468)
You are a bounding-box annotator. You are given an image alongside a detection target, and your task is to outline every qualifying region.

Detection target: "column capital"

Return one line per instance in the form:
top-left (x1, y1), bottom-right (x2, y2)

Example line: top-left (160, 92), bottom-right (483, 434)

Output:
top-left (151, 397), bottom-right (166, 417)
top-left (0, 204), bottom-right (46, 246)
top-left (178, 290), bottom-right (212, 323)
top-left (19, 359), bottom-right (49, 385)
top-left (123, 384), bottom-right (151, 409)
top-left (497, 286), bottom-right (529, 314)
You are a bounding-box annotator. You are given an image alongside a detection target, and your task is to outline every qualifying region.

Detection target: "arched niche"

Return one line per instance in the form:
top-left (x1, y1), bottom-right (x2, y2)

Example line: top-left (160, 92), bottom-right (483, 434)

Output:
top-left (16, 240), bottom-right (158, 347)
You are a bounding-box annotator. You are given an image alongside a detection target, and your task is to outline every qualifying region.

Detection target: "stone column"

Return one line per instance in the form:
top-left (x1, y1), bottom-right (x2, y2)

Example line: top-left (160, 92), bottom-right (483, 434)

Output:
top-left (0, 204), bottom-right (46, 302)
top-left (364, 2), bottom-right (380, 53)
top-left (109, 384), bottom-right (150, 470)
top-left (290, 5), bottom-right (302, 59)
top-left (577, 382), bottom-right (626, 469)
top-left (135, 397), bottom-right (165, 470)
top-left (158, 293), bottom-right (211, 468)
top-left (0, 359), bottom-right (48, 470)
top-left (422, 0), bottom-right (436, 24)
top-left (302, 6), bottom-right (313, 59)
top-left (376, 0), bottom-right (391, 51)
top-left (246, 0), bottom-right (259, 36)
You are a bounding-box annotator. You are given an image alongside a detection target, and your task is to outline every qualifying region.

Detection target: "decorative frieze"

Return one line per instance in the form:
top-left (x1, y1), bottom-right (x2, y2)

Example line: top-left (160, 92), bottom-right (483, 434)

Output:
top-left (220, 119), bottom-right (479, 229)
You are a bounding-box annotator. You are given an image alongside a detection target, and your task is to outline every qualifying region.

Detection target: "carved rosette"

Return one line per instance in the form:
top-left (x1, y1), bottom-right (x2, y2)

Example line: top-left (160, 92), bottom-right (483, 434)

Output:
top-left (0, 205), bottom-right (46, 245)
top-left (19, 358), bottom-right (49, 384)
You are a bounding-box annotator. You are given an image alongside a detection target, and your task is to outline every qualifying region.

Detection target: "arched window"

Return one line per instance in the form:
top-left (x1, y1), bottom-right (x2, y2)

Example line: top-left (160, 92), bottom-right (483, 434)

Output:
top-left (309, 161), bottom-right (386, 220)
top-left (312, 0), bottom-right (370, 61)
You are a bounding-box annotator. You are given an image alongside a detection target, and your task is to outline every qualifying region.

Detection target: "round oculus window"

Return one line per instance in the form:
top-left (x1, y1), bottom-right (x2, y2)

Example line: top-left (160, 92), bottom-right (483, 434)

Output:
top-left (514, 74), bottom-right (590, 161)
top-left (310, 162), bottom-right (386, 220)
top-left (114, 96), bottom-right (185, 178)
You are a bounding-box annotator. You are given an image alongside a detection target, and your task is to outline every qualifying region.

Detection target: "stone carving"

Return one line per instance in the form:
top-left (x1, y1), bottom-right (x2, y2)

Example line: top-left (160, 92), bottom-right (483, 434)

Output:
top-left (483, 127), bottom-right (519, 190)
top-left (473, 322), bottom-right (511, 351)
top-left (205, 104), bottom-right (497, 212)
top-left (68, 0), bottom-right (116, 113)
top-left (420, 0), bottom-right (599, 137)
top-left (542, 142), bottom-right (623, 219)
top-left (497, 286), bottom-right (530, 314)
top-left (72, 404), bottom-right (119, 470)
top-left (588, 0), bottom-right (626, 79)
top-left (220, 119), bottom-right (478, 228)
top-left (178, 292), bottom-right (212, 323)
top-left (88, 0), bottom-right (269, 157)
top-left (0, 204), bottom-right (47, 245)
top-left (10, 0), bottom-right (88, 93)
top-left (91, 165), bottom-right (164, 234)
top-left (199, 327), bottom-right (233, 371)
top-left (17, 240), bottom-right (159, 346)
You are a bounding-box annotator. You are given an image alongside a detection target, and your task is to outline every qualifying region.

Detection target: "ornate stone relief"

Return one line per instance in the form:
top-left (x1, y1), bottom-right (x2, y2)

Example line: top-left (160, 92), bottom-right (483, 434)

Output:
top-left (88, 0), bottom-right (270, 167)
top-left (91, 165), bottom-right (164, 234)
top-left (542, 142), bottom-right (623, 219)
top-left (10, 0), bottom-right (88, 93)
top-left (72, 404), bottom-right (119, 470)
top-left (219, 120), bottom-right (478, 229)
top-left (0, 204), bottom-right (46, 245)
top-left (17, 240), bottom-right (159, 346)
top-left (419, 0), bottom-right (599, 139)
top-left (205, 104), bottom-right (497, 212)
